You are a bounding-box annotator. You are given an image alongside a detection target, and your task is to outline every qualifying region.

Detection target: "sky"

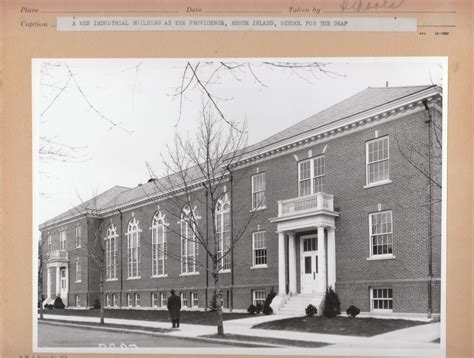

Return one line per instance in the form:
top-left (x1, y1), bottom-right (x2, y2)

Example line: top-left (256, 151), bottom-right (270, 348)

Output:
top-left (34, 58), bottom-right (444, 224)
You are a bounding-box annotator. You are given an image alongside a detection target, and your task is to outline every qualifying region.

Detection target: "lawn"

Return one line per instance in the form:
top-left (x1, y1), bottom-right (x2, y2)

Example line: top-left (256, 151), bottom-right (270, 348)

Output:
top-left (252, 316), bottom-right (428, 337)
top-left (39, 308), bottom-right (249, 325)
top-left (202, 333), bottom-right (330, 348)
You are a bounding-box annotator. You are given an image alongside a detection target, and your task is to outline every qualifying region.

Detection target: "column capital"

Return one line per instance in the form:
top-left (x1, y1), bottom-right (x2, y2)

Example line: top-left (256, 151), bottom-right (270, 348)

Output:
top-left (326, 226), bottom-right (336, 233)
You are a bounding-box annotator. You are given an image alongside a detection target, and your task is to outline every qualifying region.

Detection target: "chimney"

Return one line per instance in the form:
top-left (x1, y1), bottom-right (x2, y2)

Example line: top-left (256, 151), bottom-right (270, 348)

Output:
top-left (385, 81), bottom-right (389, 87)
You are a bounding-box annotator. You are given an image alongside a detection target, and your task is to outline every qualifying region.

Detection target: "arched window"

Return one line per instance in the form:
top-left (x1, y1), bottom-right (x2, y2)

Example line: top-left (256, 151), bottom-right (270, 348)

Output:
top-left (216, 197), bottom-right (231, 271)
top-left (126, 217), bottom-right (141, 278)
top-left (151, 211), bottom-right (168, 277)
top-left (180, 206), bottom-right (199, 274)
top-left (104, 224), bottom-right (118, 280)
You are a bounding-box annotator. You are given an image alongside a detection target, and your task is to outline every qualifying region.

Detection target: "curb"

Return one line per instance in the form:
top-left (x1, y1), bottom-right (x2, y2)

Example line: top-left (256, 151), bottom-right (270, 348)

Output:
top-left (39, 319), bottom-right (281, 348)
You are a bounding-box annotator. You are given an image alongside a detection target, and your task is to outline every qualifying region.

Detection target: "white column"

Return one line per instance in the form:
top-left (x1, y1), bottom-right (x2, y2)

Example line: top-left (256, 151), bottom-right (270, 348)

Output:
top-left (47, 267), bottom-right (51, 299)
top-left (278, 232), bottom-right (286, 295)
top-left (288, 232), bottom-right (297, 294)
top-left (317, 226), bottom-right (327, 293)
top-left (55, 266), bottom-right (60, 297)
top-left (65, 266), bottom-right (69, 306)
top-left (327, 227), bottom-right (336, 290)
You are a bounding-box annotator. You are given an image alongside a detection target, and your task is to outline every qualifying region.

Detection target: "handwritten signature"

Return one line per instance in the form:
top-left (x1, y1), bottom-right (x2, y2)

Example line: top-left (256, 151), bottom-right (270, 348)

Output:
top-left (339, 0), bottom-right (405, 12)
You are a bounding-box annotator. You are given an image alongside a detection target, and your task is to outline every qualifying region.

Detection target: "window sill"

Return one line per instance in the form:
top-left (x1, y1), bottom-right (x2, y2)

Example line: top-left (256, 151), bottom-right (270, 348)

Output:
top-left (180, 272), bottom-right (200, 277)
top-left (250, 265), bottom-right (268, 270)
top-left (106, 278), bottom-right (119, 282)
top-left (75, 280), bottom-right (82, 283)
top-left (126, 276), bottom-right (141, 280)
top-left (250, 206), bottom-right (266, 212)
top-left (367, 254), bottom-right (396, 261)
top-left (219, 269), bottom-right (231, 274)
top-left (364, 180), bottom-right (392, 189)
top-left (151, 274), bottom-right (168, 278)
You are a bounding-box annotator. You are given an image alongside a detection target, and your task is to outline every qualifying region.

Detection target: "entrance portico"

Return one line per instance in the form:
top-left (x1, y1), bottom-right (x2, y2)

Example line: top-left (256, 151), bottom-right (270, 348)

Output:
top-left (270, 192), bottom-right (338, 313)
top-left (44, 250), bottom-right (69, 306)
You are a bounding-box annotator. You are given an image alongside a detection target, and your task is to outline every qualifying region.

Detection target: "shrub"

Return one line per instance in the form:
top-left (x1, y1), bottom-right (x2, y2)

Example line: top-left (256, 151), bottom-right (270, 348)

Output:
top-left (255, 303), bottom-right (263, 314)
top-left (53, 296), bottom-right (65, 309)
top-left (45, 304), bottom-right (53, 310)
top-left (322, 287), bottom-right (341, 318)
top-left (247, 304), bottom-right (257, 315)
top-left (346, 305), bottom-right (361, 318)
top-left (305, 304), bottom-right (318, 317)
top-left (93, 298), bottom-right (101, 309)
top-left (262, 288), bottom-right (276, 315)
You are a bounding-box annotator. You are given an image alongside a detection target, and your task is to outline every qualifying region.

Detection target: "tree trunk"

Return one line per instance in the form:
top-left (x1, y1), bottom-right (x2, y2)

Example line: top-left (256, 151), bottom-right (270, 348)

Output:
top-left (99, 272), bottom-right (105, 324)
top-left (213, 265), bottom-right (224, 337)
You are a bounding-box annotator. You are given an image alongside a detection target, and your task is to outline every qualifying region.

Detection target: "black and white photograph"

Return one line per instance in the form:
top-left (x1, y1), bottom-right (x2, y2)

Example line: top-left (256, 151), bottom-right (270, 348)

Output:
top-left (33, 57), bottom-right (446, 356)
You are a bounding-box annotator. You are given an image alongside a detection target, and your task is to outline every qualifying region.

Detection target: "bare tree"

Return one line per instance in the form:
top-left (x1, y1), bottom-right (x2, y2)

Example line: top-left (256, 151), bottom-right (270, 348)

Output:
top-left (147, 104), bottom-right (262, 336)
top-left (37, 232), bottom-right (53, 320)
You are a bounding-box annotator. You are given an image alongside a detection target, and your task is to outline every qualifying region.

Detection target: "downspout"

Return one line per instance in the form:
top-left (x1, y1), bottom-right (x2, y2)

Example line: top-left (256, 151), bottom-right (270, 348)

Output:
top-left (422, 99), bottom-right (433, 318)
top-left (118, 208), bottom-right (124, 308)
top-left (230, 170), bottom-right (234, 311)
top-left (86, 217), bottom-right (90, 308)
top-left (205, 190), bottom-right (209, 311)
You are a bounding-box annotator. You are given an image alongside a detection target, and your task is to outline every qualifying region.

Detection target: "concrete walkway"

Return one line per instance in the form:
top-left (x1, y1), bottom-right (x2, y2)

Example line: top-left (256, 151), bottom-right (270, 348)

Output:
top-left (40, 314), bottom-right (442, 354)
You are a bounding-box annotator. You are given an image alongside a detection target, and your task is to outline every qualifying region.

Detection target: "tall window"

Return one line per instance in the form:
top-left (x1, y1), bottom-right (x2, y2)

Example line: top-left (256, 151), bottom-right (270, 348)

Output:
top-left (253, 290), bottom-right (266, 306)
top-left (151, 212), bottom-right (168, 277)
top-left (298, 156), bottom-right (325, 196)
top-left (112, 294), bottom-right (118, 307)
top-left (252, 231), bottom-right (267, 267)
top-left (366, 136), bottom-right (390, 185)
top-left (47, 234), bottom-right (52, 252)
top-left (106, 294), bottom-right (111, 307)
top-left (369, 211), bottom-right (393, 257)
top-left (75, 226), bottom-right (81, 248)
top-left (127, 293), bottom-right (132, 307)
top-left (160, 293), bottom-right (168, 307)
top-left (192, 292), bottom-right (199, 308)
top-left (75, 259), bottom-right (81, 282)
top-left (181, 293), bottom-right (188, 307)
top-left (371, 288), bottom-right (393, 312)
top-left (180, 207), bottom-right (199, 274)
top-left (105, 225), bottom-right (118, 280)
top-left (216, 197), bottom-right (231, 271)
top-left (134, 293), bottom-right (140, 307)
top-left (59, 230), bottom-right (66, 251)
top-left (126, 217), bottom-right (141, 278)
top-left (251, 172), bottom-right (266, 210)
top-left (152, 293), bottom-right (159, 307)
top-left (75, 295), bottom-right (80, 307)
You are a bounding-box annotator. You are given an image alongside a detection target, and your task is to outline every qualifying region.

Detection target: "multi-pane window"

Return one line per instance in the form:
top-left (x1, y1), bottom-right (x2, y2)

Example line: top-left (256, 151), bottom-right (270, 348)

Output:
top-left (371, 288), bottom-right (393, 311)
top-left (152, 293), bottom-right (159, 307)
top-left (160, 293), bottom-right (168, 307)
top-left (134, 293), bottom-right (140, 307)
top-left (253, 290), bottom-right (266, 306)
top-left (151, 212), bottom-right (167, 277)
top-left (47, 234), bottom-right (52, 252)
top-left (75, 295), bottom-right (80, 307)
top-left (59, 230), bottom-right (66, 251)
top-left (370, 211), bottom-right (393, 257)
top-left (75, 259), bottom-right (81, 282)
top-left (112, 294), bottom-right (118, 307)
top-left (105, 225), bottom-right (118, 280)
top-left (181, 293), bottom-right (188, 307)
top-left (126, 218), bottom-right (141, 278)
top-left (252, 231), bottom-right (267, 267)
top-left (192, 292), bottom-right (199, 308)
top-left (298, 156), bottom-right (325, 196)
top-left (127, 294), bottom-right (132, 307)
top-left (251, 173), bottom-right (266, 210)
top-left (216, 198), bottom-right (231, 271)
top-left (106, 294), bottom-right (111, 307)
top-left (366, 136), bottom-right (390, 185)
top-left (180, 207), bottom-right (198, 274)
top-left (75, 226), bottom-right (81, 248)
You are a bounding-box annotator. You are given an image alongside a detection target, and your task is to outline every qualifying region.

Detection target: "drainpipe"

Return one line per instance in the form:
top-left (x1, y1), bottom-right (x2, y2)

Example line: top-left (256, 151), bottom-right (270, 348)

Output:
top-left (422, 98), bottom-right (433, 318)
top-left (86, 217), bottom-right (90, 308)
top-left (118, 208), bottom-right (124, 308)
top-left (205, 189), bottom-right (209, 311)
top-left (230, 170), bottom-right (234, 311)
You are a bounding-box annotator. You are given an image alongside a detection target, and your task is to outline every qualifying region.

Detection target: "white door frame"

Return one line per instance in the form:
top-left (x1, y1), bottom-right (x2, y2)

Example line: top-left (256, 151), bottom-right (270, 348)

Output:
top-left (300, 234), bottom-right (319, 294)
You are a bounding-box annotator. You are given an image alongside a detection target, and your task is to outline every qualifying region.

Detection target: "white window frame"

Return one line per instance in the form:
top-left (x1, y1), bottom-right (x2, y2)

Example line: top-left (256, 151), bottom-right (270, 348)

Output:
top-left (180, 207), bottom-right (199, 275)
top-left (126, 217), bottom-right (141, 279)
top-left (160, 293), bottom-right (167, 307)
top-left (253, 290), bottom-right (266, 306)
top-left (75, 294), bottom-right (80, 307)
top-left (151, 211), bottom-right (168, 277)
top-left (370, 288), bottom-right (393, 312)
top-left (47, 234), bottom-right (52, 252)
top-left (152, 293), bottom-right (159, 307)
top-left (216, 197), bottom-right (231, 272)
top-left (251, 172), bottom-right (266, 210)
top-left (127, 293), bottom-right (133, 307)
top-left (181, 292), bottom-right (188, 308)
top-left (112, 294), bottom-right (118, 307)
top-left (366, 136), bottom-right (390, 187)
top-left (134, 293), bottom-right (140, 307)
top-left (106, 294), bottom-right (111, 307)
top-left (369, 210), bottom-right (394, 259)
top-left (59, 230), bottom-right (66, 251)
top-left (105, 224), bottom-right (119, 281)
top-left (75, 226), bottom-right (81, 248)
top-left (252, 231), bottom-right (268, 268)
top-left (298, 156), bottom-right (325, 197)
top-left (75, 259), bottom-right (81, 282)
top-left (191, 292), bottom-right (199, 308)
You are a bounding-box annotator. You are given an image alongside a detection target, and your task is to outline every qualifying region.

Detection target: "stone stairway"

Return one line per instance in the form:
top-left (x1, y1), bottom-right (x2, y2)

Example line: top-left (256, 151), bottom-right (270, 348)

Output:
top-left (276, 293), bottom-right (324, 316)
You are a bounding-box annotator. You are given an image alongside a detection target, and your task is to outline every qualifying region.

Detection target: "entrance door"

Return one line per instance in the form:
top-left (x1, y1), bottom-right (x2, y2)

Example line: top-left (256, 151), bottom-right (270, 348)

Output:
top-left (300, 235), bottom-right (318, 293)
top-left (59, 267), bottom-right (68, 301)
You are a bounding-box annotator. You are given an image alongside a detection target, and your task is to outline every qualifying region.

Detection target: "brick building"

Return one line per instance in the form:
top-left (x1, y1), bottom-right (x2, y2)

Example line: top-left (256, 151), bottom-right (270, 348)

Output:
top-left (39, 85), bottom-right (442, 318)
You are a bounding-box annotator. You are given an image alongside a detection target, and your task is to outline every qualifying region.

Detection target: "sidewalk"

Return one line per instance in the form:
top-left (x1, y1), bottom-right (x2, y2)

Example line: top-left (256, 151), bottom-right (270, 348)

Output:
top-left (40, 313), bottom-right (441, 352)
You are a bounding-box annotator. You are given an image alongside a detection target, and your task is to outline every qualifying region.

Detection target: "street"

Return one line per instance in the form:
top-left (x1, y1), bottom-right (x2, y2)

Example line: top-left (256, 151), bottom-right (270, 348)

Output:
top-left (38, 322), bottom-right (242, 348)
